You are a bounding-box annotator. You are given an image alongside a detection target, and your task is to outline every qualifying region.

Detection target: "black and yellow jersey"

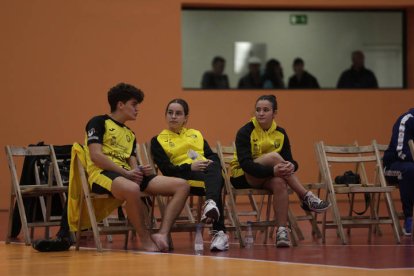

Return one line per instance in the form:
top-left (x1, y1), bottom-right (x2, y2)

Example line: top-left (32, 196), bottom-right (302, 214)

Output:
top-left (230, 117), bottom-right (298, 178)
top-left (84, 115), bottom-right (137, 188)
top-left (150, 127), bottom-right (219, 187)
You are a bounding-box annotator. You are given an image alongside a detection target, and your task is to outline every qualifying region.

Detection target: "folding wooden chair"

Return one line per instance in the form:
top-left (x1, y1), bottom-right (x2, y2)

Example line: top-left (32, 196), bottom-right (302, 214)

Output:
top-left (216, 141), bottom-right (300, 247)
top-left (69, 143), bottom-right (134, 252)
top-left (315, 140), bottom-right (401, 244)
top-left (5, 145), bottom-right (68, 245)
top-left (374, 142), bottom-right (404, 236)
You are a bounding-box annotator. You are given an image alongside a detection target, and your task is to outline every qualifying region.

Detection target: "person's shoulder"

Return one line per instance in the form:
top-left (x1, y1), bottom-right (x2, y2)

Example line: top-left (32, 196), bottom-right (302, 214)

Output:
top-left (237, 121), bottom-right (254, 135)
top-left (86, 114), bottom-right (107, 126)
top-left (202, 71), bottom-right (214, 77)
top-left (155, 129), bottom-right (170, 140)
top-left (364, 68), bottom-right (376, 75)
top-left (185, 128), bottom-right (204, 137)
top-left (305, 71), bottom-right (315, 78)
top-left (276, 125), bottom-right (288, 135)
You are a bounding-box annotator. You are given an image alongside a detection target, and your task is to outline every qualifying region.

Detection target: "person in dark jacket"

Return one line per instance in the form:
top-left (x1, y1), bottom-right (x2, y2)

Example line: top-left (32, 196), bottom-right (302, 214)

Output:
top-left (383, 108), bottom-right (414, 235)
top-left (201, 56), bottom-right (230, 89)
top-left (337, 50), bottom-right (378, 88)
top-left (238, 56), bottom-right (263, 89)
top-left (288, 58), bottom-right (320, 89)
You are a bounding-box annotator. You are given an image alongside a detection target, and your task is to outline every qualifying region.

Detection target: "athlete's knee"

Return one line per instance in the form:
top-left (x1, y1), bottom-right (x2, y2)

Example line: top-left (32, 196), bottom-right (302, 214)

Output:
top-left (268, 177), bottom-right (288, 193)
top-left (177, 179), bottom-right (190, 194)
top-left (261, 152), bottom-right (284, 166)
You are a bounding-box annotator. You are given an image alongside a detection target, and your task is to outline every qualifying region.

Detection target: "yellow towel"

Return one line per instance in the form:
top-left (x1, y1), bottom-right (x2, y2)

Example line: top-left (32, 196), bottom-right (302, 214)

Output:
top-left (67, 143), bottom-right (122, 232)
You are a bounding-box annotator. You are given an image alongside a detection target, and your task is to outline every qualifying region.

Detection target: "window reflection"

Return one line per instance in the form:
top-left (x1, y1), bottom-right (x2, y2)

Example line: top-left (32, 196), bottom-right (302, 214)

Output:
top-left (182, 9), bottom-right (405, 89)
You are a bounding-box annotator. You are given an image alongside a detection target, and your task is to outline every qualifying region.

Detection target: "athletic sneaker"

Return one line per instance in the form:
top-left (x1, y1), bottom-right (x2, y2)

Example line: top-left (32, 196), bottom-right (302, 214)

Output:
top-left (32, 237), bottom-right (72, 252)
top-left (210, 230), bottom-right (229, 251)
top-left (403, 217), bottom-right (413, 236)
top-left (275, 226), bottom-right (291, 248)
top-left (201, 199), bottom-right (220, 224)
top-left (301, 191), bottom-right (331, 213)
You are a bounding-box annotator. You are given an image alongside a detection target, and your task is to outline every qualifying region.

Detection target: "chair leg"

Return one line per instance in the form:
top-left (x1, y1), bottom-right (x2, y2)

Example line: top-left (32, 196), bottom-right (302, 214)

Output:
top-left (123, 230), bottom-right (129, 250)
top-left (287, 206), bottom-right (300, 246)
top-left (306, 210), bottom-right (322, 238)
top-left (103, 218), bottom-right (112, 242)
top-left (75, 194), bottom-right (85, 251)
top-left (227, 193), bottom-right (244, 247)
top-left (331, 194), bottom-right (348, 245)
top-left (6, 195), bottom-right (16, 244)
top-left (15, 191), bottom-right (31, 245)
top-left (263, 195), bottom-right (273, 244)
top-left (384, 191), bottom-right (401, 244)
top-left (84, 195), bottom-right (103, 252)
top-left (288, 207), bottom-right (304, 241)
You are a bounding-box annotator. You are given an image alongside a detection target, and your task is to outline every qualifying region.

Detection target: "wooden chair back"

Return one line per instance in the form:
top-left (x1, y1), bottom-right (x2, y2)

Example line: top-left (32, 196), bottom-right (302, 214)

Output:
top-left (315, 140), bottom-right (400, 244)
top-left (5, 145), bottom-right (67, 245)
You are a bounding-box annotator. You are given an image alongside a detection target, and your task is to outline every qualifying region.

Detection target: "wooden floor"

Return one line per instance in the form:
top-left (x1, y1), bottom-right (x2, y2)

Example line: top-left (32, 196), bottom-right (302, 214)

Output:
top-left (1, 200), bottom-right (414, 275)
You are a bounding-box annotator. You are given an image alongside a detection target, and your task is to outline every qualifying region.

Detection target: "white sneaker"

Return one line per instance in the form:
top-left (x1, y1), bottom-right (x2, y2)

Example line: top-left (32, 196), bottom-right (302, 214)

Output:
top-left (201, 199), bottom-right (220, 224)
top-left (275, 226), bottom-right (291, 248)
top-left (210, 230), bottom-right (229, 251)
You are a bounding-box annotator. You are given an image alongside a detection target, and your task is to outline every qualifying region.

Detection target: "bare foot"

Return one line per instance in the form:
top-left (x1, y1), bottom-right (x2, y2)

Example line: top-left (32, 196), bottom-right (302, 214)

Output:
top-left (140, 238), bottom-right (160, 252)
top-left (151, 233), bottom-right (169, 252)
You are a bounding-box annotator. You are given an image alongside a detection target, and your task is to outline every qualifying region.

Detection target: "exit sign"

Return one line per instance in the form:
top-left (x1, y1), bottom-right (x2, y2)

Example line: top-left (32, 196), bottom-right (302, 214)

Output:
top-left (290, 14), bottom-right (308, 25)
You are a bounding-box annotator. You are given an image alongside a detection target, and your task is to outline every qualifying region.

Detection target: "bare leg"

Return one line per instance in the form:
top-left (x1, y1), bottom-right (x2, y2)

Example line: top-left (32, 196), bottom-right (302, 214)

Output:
top-left (110, 177), bottom-right (159, 252)
top-left (145, 176), bottom-right (190, 251)
top-left (254, 152), bottom-right (308, 199)
top-left (262, 178), bottom-right (289, 226)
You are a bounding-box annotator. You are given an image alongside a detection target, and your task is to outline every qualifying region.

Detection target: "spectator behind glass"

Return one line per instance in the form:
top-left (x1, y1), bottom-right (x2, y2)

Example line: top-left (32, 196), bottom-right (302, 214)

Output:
top-left (238, 56), bottom-right (263, 89)
top-left (262, 59), bottom-right (285, 89)
top-left (337, 50), bottom-right (378, 89)
top-left (201, 56), bottom-right (230, 89)
top-left (288, 58), bottom-right (320, 89)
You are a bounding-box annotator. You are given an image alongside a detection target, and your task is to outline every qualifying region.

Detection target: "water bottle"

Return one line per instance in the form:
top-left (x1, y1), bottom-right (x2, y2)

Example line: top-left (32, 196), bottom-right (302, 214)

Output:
top-left (194, 224), bottom-right (204, 255)
top-left (188, 149), bottom-right (199, 160)
top-left (244, 221), bottom-right (254, 248)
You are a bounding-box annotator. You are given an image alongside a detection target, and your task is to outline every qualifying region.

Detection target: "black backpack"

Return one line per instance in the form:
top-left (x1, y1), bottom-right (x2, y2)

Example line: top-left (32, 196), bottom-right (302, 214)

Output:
top-left (10, 142), bottom-right (72, 238)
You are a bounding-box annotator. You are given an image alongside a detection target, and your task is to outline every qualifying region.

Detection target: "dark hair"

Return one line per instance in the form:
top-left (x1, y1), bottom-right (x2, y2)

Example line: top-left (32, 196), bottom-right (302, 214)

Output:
top-left (165, 98), bottom-right (189, 116)
top-left (256, 95), bottom-right (278, 112)
top-left (264, 59), bottom-right (284, 79)
top-left (293, 57), bottom-right (304, 66)
top-left (107, 83), bottom-right (144, 112)
top-left (212, 56), bottom-right (225, 66)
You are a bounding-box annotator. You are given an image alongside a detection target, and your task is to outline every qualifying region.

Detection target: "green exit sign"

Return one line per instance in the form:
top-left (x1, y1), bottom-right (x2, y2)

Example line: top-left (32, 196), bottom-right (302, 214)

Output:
top-left (290, 14), bottom-right (308, 25)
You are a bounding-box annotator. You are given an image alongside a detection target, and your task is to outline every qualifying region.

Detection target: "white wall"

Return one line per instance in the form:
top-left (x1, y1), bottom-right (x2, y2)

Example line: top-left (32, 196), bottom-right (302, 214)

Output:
top-left (182, 10), bottom-right (403, 89)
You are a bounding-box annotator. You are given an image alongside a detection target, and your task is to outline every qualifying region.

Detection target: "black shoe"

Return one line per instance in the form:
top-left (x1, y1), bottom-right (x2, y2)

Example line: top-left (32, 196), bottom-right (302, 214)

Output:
top-left (300, 191), bottom-right (331, 213)
top-left (32, 237), bottom-right (72, 252)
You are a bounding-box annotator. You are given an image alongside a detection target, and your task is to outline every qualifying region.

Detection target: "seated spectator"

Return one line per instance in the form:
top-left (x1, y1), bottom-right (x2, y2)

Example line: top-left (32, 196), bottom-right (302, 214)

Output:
top-left (151, 98), bottom-right (229, 251)
top-left (383, 108), bottom-right (414, 236)
top-left (238, 56), bottom-right (263, 89)
top-left (201, 56), bottom-right (230, 89)
top-left (288, 58), bottom-right (320, 89)
top-left (262, 59), bottom-right (284, 89)
top-left (32, 83), bottom-right (189, 252)
top-left (337, 50), bottom-right (378, 88)
top-left (230, 95), bottom-right (331, 247)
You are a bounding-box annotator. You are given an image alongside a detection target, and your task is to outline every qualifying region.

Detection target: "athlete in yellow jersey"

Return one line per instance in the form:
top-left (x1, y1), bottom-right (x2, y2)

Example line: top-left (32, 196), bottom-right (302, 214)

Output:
top-left (33, 83), bottom-right (189, 252)
top-left (151, 98), bottom-right (229, 251)
top-left (231, 95), bottom-right (330, 248)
